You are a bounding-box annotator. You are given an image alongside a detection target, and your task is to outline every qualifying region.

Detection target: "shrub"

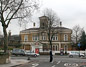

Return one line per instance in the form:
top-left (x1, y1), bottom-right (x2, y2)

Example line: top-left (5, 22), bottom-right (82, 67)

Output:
top-left (8, 47), bottom-right (13, 50)
top-left (0, 52), bottom-right (8, 56)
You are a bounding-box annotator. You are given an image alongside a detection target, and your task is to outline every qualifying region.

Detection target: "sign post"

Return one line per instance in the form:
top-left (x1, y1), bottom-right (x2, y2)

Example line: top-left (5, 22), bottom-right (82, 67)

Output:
top-left (78, 43), bottom-right (81, 57)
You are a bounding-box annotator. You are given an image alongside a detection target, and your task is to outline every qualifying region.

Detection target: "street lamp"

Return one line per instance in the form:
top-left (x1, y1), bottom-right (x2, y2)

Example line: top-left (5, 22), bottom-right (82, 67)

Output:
top-left (78, 43), bottom-right (81, 57)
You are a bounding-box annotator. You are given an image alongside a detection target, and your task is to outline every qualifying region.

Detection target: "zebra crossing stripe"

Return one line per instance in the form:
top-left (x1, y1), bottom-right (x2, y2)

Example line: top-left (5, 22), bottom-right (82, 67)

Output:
top-left (57, 61), bottom-right (61, 64)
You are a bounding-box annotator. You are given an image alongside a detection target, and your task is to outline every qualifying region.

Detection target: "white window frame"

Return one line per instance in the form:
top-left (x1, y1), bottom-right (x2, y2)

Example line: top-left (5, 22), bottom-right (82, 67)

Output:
top-left (32, 35), bottom-right (39, 41)
top-left (24, 35), bottom-right (28, 41)
top-left (42, 36), bottom-right (46, 40)
top-left (52, 35), bottom-right (58, 41)
top-left (53, 45), bottom-right (58, 51)
top-left (64, 45), bottom-right (68, 51)
top-left (64, 34), bottom-right (68, 41)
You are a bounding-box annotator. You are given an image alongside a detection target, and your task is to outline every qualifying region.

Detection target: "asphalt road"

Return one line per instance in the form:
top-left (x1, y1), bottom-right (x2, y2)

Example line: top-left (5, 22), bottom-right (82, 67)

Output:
top-left (11, 55), bottom-right (86, 67)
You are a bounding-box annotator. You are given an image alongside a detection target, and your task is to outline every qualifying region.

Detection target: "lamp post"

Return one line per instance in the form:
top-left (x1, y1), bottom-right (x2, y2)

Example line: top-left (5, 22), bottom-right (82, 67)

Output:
top-left (78, 43), bottom-right (81, 57)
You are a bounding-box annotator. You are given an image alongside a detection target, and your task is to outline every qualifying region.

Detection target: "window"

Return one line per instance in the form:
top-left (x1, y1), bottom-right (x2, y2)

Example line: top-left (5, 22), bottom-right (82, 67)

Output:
top-left (33, 35), bottom-right (39, 41)
top-left (24, 35), bottom-right (28, 41)
top-left (64, 34), bottom-right (68, 41)
top-left (52, 35), bottom-right (58, 41)
top-left (64, 45), bottom-right (68, 52)
top-left (43, 44), bottom-right (49, 51)
top-left (42, 36), bottom-right (46, 40)
top-left (52, 45), bottom-right (58, 51)
top-left (52, 36), bottom-right (55, 40)
top-left (42, 23), bottom-right (44, 27)
top-left (41, 33), bottom-right (46, 40)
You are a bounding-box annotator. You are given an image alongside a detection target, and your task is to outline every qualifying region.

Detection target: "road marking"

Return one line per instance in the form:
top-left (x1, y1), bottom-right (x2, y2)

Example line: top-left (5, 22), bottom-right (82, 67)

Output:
top-left (64, 63), bottom-right (78, 67)
top-left (52, 65), bottom-right (55, 67)
top-left (32, 66), bottom-right (35, 67)
top-left (32, 63), bottom-right (39, 67)
top-left (57, 61), bottom-right (61, 64)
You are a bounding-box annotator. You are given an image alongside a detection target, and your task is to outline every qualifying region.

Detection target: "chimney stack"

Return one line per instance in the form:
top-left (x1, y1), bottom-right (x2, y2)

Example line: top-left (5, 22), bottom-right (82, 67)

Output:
top-left (8, 30), bottom-right (11, 36)
top-left (33, 22), bottom-right (35, 28)
top-left (60, 21), bottom-right (62, 27)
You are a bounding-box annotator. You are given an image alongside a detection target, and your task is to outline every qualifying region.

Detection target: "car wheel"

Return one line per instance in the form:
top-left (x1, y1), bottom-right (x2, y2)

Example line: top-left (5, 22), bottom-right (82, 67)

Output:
top-left (80, 55), bottom-right (84, 57)
top-left (69, 55), bottom-right (73, 58)
top-left (34, 54), bottom-right (37, 57)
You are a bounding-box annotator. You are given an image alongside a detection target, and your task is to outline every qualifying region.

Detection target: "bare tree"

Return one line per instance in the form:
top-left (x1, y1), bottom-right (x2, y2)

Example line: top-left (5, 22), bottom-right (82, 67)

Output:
top-left (0, 0), bottom-right (39, 53)
top-left (72, 25), bottom-right (83, 45)
top-left (43, 8), bottom-right (60, 62)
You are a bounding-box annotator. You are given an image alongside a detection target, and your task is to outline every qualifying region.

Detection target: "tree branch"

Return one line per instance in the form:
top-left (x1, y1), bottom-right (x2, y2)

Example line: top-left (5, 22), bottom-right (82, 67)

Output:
top-left (6, 0), bottom-right (23, 27)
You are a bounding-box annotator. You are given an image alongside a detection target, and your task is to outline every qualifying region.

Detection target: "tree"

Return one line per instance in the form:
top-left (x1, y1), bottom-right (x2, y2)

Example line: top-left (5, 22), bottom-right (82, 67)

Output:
top-left (72, 25), bottom-right (83, 46)
top-left (79, 30), bottom-right (86, 50)
top-left (43, 8), bottom-right (60, 62)
top-left (0, 0), bottom-right (39, 53)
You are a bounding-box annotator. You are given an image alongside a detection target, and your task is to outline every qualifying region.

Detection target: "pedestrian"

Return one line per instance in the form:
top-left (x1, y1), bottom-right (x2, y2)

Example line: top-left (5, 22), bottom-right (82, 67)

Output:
top-left (50, 50), bottom-right (53, 62)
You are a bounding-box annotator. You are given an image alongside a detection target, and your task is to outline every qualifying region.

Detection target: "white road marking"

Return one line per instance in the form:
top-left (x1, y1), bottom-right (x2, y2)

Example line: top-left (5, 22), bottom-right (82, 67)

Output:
top-left (32, 64), bottom-right (35, 66)
top-left (57, 61), bottom-right (61, 64)
top-left (32, 66), bottom-right (35, 67)
top-left (52, 65), bottom-right (55, 67)
top-left (32, 63), bottom-right (39, 67)
top-left (64, 63), bottom-right (78, 67)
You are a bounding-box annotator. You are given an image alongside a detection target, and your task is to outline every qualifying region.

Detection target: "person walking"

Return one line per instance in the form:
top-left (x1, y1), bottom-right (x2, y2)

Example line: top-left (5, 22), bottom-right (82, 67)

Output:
top-left (50, 50), bottom-right (53, 62)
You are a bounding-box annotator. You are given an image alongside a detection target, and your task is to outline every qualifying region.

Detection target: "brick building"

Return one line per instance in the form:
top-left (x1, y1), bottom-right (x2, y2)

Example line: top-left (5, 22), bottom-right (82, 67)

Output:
top-left (20, 16), bottom-right (72, 53)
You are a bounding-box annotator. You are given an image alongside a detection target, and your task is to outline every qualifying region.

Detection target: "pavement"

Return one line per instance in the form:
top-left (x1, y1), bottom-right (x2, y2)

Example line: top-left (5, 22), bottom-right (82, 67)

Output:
top-left (0, 59), bottom-right (30, 67)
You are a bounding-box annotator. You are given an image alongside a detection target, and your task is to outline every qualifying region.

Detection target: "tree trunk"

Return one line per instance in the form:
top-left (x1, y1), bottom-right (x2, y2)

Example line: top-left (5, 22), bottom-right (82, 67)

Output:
top-left (3, 26), bottom-right (8, 53)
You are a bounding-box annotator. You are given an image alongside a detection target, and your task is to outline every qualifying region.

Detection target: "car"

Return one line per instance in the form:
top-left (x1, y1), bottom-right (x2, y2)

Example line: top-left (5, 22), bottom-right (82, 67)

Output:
top-left (69, 51), bottom-right (85, 58)
top-left (12, 48), bottom-right (26, 56)
top-left (25, 51), bottom-right (39, 57)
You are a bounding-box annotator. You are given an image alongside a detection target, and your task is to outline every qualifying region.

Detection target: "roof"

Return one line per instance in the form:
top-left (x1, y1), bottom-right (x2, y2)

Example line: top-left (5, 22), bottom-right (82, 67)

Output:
top-left (39, 16), bottom-right (49, 19)
top-left (20, 27), bottom-right (71, 33)
top-left (9, 35), bottom-right (20, 41)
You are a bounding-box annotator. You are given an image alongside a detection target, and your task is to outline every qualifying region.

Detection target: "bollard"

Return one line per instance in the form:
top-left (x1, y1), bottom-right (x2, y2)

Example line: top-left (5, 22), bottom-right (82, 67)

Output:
top-left (27, 56), bottom-right (30, 60)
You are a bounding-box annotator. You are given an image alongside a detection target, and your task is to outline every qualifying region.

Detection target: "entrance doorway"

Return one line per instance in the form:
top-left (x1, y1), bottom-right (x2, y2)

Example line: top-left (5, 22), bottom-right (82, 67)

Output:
top-left (35, 48), bottom-right (39, 54)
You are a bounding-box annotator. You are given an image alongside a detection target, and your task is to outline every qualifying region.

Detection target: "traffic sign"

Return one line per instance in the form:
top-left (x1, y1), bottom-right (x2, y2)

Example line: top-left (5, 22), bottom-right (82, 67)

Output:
top-left (78, 43), bottom-right (81, 47)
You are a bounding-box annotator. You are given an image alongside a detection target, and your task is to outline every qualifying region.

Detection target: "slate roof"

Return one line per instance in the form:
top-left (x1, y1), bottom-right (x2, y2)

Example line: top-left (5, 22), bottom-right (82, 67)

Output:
top-left (20, 27), bottom-right (71, 32)
top-left (9, 35), bottom-right (21, 41)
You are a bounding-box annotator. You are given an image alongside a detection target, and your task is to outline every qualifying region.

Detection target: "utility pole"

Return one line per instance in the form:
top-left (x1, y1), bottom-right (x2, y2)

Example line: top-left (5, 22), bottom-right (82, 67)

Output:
top-left (78, 43), bottom-right (81, 57)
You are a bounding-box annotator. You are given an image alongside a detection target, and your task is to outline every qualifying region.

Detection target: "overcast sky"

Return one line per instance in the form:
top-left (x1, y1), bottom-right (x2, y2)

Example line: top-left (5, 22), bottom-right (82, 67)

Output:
top-left (0, 0), bottom-right (86, 35)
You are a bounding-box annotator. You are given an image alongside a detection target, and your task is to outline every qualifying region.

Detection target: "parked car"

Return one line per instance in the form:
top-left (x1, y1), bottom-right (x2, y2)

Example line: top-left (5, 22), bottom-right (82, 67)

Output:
top-left (12, 48), bottom-right (26, 56)
top-left (25, 51), bottom-right (39, 57)
top-left (69, 51), bottom-right (85, 58)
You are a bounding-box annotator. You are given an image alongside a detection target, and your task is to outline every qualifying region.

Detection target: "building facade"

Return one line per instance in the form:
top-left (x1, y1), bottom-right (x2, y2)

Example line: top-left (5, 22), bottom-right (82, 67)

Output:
top-left (20, 16), bottom-right (72, 54)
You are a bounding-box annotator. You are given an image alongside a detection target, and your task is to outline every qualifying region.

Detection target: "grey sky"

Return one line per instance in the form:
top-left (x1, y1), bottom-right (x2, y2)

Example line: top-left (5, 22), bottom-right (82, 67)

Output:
top-left (0, 0), bottom-right (86, 35)
top-left (41, 0), bottom-right (86, 28)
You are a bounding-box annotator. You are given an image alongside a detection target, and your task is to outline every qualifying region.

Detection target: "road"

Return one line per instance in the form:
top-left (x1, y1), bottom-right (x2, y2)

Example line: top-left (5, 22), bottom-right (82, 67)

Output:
top-left (11, 55), bottom-right (86, 67)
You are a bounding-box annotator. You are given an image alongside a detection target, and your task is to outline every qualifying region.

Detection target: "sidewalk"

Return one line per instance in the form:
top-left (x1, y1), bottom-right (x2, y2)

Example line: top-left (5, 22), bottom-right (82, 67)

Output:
top-left (0, 59), bottom-right (29, 67)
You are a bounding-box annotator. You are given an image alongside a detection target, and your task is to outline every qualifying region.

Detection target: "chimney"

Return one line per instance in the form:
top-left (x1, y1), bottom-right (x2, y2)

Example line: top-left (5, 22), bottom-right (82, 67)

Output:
top-left (60, 21), bottom-right (62, 27)
top-left (33, 22), bottom-right (35, 28)
top-left (8, 30), bottom-right (11, 36)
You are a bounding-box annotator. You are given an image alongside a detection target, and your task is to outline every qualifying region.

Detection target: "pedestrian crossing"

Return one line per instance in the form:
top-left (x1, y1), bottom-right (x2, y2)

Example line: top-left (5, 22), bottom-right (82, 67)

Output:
top-left (64, 63), bottom-right (78, 67)
top-left (31, 61), bottom-right (80, 67)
